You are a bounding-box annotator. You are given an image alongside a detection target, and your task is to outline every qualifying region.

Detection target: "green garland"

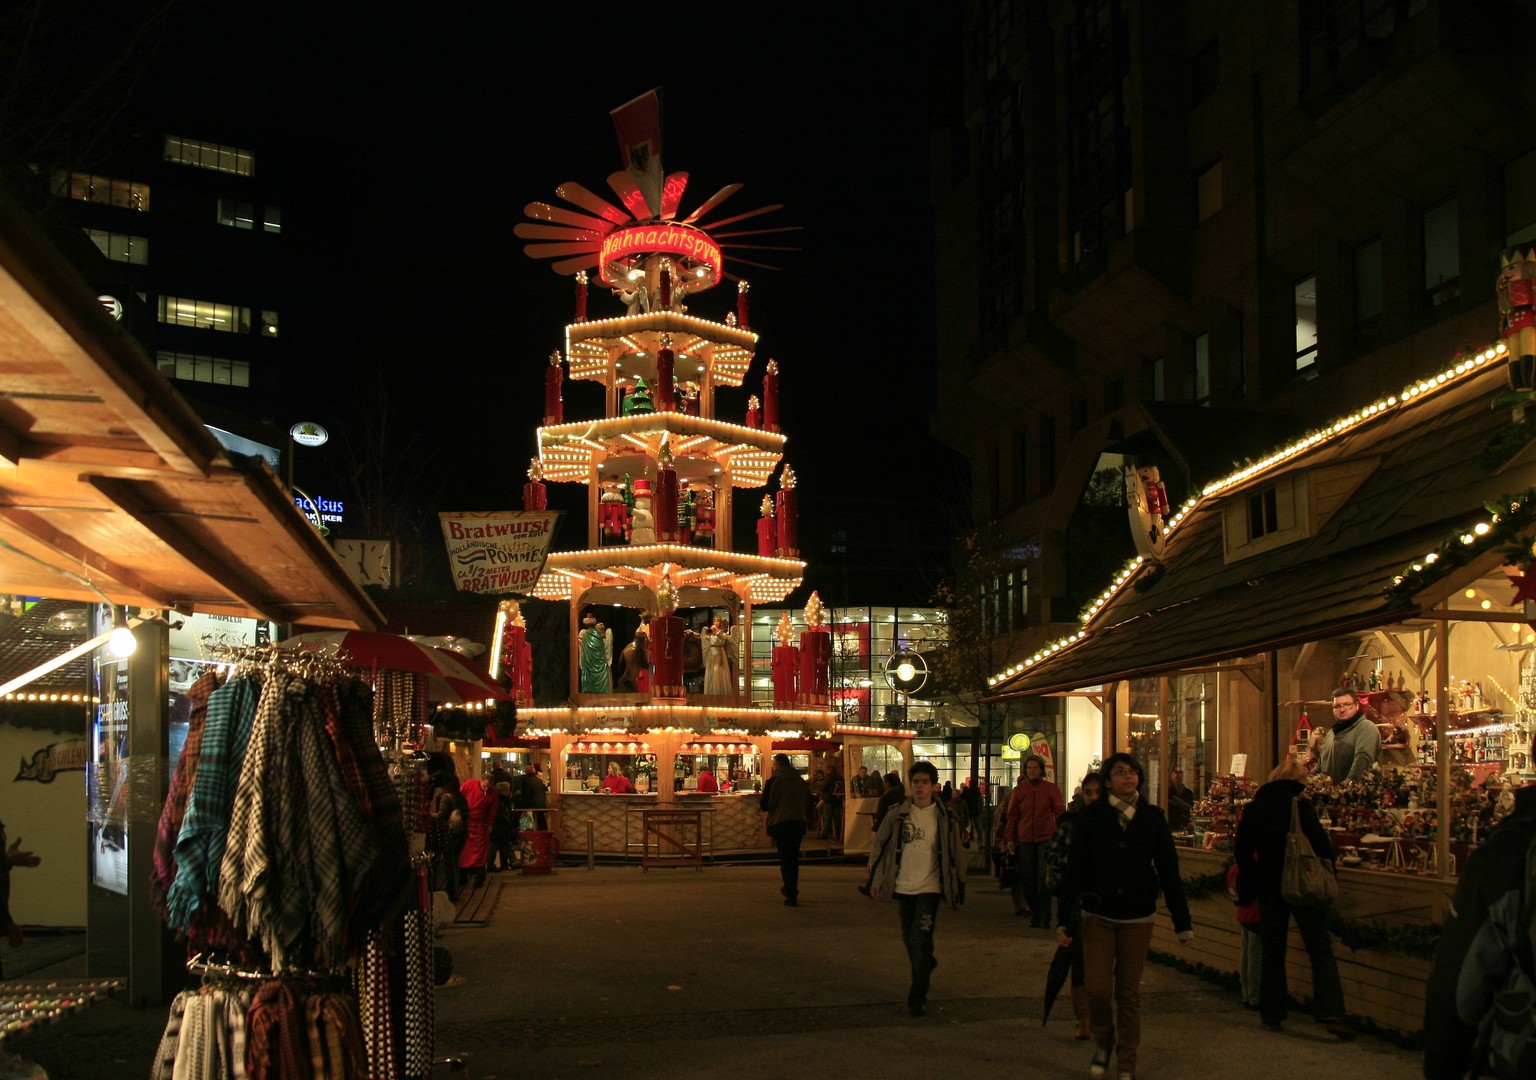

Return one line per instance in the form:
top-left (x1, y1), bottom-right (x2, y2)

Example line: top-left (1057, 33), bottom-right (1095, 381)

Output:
top-left (1382, 487), bottom-right (1536, 604)
top-left (1326, 912), bottom-right (1441, 960)
top-left (1181, 867), bottom-right (1231, 900)
top-left (1180, 870), bottom-right (1442, 959)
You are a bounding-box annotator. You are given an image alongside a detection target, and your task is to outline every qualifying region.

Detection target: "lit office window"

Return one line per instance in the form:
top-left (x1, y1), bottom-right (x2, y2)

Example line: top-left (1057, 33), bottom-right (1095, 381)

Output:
top-left (157, 296), bottom-right (251, 333)
top-left (260, 310), bottom-right (279, 337)
top-left (262, 206), bottom-right (282, 234)
top-left (51, 170), bottom-right (150, 211)
top-left (164, 136), bottom-right (255, 177)
top-left (156, 351), bottom-right (250, 388)
top-left (217, 198), bottom-right (254, 229)
top-left (83, 229), bottom-right (149, 265)
top-left (1295, 275), bottom-right (1318, 370)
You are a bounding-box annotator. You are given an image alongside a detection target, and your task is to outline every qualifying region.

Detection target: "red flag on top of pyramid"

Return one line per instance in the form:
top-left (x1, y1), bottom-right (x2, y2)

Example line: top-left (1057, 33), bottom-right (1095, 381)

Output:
top-left (611, 88), bottom-right (664, 218)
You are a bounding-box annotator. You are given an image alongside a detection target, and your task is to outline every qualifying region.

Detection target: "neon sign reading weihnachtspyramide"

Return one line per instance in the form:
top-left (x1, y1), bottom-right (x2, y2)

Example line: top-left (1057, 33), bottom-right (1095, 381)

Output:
top-left (598, 223), bottom-right (722, 284)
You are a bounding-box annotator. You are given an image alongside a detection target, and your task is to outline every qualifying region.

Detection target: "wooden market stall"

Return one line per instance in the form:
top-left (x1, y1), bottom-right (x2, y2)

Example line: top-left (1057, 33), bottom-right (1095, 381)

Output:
top-left (984, 342), bottom-right (1534, 1036)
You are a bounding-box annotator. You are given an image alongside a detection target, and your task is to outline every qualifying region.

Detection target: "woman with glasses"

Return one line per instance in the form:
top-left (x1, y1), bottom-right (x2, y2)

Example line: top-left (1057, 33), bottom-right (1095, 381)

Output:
top-left (1056, 753), bottom-right (1192, 1080)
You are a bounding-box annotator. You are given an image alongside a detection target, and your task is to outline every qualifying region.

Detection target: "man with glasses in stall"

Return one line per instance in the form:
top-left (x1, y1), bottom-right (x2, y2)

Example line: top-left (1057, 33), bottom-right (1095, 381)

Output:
top-left (1315, 688), bottom-right (1381, 783)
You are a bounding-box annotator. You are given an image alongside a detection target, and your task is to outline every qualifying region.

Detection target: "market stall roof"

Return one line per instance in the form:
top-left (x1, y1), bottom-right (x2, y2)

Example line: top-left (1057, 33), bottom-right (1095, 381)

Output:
top-left (985, 352), bottom-right (1527, 699)
top-left (0, 198), bottom-right (382, 630)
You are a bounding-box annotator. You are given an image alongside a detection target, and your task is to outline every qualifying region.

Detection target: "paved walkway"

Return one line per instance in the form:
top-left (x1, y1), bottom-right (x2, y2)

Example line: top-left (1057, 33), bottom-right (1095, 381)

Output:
top-left (7, 863), bottom-right (1424, 1079)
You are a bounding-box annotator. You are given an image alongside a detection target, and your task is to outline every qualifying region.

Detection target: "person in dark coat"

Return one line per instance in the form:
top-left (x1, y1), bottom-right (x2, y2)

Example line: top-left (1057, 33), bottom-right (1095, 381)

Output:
top-left (1423, 737), bottom-right (1536, 1079)
top-left (873, 771), bottom-right (905, 830)
top-left (759, 754), bottom-right (812, 905)
top-left (1057, 753), bottom-right (1192, 1080)
top-left (1234, 758), bottom-right (1349, 1038)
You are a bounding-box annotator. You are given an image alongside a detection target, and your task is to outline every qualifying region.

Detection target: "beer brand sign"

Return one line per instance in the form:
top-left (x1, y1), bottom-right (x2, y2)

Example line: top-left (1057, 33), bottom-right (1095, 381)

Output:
top-left (598, 223), bottom-right (721, 284)
top-left (15, 737), bottom-right (90, 783)
top-left (439, 511), bottom-right (560, 595)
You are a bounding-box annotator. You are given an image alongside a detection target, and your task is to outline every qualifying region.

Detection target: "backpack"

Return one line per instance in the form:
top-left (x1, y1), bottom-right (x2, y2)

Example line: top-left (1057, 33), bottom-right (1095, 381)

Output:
top-left (1486, 823), bottom-right (1536, 1079)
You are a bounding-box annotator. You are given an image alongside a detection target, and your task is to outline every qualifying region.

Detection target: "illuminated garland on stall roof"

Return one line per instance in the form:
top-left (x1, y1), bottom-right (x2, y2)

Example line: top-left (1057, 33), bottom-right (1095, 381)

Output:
top-left (986, 342), bottom-right (1510, 689)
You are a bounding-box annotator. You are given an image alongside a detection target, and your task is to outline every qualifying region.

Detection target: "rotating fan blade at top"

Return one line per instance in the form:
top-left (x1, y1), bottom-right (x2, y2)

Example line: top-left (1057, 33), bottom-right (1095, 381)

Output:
top-left (680, 182), bottom-right (742, 224)
top-left (696, 203), bottom-right (784, 230)
top-left (555, 182), bottom-right (632, 226)
top-left (607, 172), bottom-right (651, 221)
top-left (524, 200), bottom-right (614, 232)
top-left (659, 171), bottom-right (689, 218)
top-left (514, 223), bottom-right (602, 242)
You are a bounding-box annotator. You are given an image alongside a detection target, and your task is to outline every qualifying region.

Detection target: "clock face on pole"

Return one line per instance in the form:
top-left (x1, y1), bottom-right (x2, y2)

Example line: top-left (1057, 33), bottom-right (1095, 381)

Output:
top-left (335, 539), bottom-right (394, 587)
top-left (1127, 467), bottom-right (1167, 559)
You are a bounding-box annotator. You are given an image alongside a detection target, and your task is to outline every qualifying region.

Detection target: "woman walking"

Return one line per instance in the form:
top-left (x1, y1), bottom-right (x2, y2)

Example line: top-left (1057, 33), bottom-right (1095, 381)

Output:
top-left (1234, 758), bottom-right (1350, 1037)
top-left (1057, 753), bottom-right (1192, 1080)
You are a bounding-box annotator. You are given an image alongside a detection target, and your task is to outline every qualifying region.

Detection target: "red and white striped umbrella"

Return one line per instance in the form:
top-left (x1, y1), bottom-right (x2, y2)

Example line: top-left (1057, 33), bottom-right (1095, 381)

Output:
top-left (280, 630), bottom-right (511, 703)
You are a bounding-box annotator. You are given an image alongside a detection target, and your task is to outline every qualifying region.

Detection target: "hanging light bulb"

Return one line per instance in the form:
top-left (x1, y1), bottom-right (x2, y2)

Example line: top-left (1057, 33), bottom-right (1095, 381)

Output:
top-left (108, 607), bottom-right (136, 658)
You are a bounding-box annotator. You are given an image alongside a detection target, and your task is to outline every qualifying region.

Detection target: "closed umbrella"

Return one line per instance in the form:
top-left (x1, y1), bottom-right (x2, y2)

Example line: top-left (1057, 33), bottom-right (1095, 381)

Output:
top-left (281, 630), bottom-right (511, 703)
top-left (1042, 943), bottom-right (1074, 1025)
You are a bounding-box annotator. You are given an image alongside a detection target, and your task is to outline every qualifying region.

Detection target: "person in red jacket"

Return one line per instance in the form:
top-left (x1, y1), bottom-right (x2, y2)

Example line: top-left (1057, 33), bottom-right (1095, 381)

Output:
top-left (1002, 755), bottom-right (1065, 928)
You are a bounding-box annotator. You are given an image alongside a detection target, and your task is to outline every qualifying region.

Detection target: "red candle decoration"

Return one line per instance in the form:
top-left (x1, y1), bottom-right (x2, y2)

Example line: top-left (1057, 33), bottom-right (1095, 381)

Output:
top-left (651, 617), bottom-right (685, 698)
top-left (523, 458), bottom-right (547, 511)
top-left (574, 270), bottom-right (588, 322)
top-left (737, 279), bottom-right (750, 329)
top-left (775, 464), bottom-right (798, 557)
top-left (658, 262), bottom-right (673, 310)
top-left (507, 623), bottom-right (533, 705)
top-left (772, 612), bottom-right (798, 707)
top-left (654, 442), bottom-right (679, 542)
top-left (745, 394), bottom-right (761, 429)
top-left (799, 629), bottom-right (831, 707)
top-left (652, 575), bottom-right (684, 698)
top-left (762, 359), bottom-right (780, 433)
top-left (544, 350), bottom-right (564, 425)
top-left (799, 592), bottom-right (830, 706)
top-left (656, 333), bottom-right (676, 411)
top-left (756, 494), bottom-right (776, 556)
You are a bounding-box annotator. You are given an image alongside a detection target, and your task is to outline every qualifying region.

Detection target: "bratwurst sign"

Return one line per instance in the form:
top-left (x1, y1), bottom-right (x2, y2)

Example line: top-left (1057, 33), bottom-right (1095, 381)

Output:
top-left (438, 511), bottom-right (561, 595)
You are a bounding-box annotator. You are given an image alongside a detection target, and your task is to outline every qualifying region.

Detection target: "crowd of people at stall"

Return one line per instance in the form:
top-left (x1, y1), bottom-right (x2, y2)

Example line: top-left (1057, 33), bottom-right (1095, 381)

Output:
top-left (424, 754), bottom-right (547, 900)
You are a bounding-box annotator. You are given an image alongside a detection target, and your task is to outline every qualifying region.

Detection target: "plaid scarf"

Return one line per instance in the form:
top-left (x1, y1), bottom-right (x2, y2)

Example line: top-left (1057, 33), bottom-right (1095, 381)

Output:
top-left (168, 676), bottom-right (260, 931)
top-left (152, 669), bottom-right (223, 918)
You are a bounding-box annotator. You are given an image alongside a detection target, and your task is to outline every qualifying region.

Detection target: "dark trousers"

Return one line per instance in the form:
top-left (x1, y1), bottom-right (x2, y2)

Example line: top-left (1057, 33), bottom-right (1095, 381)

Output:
top-left (1258, 892), bottom-right (1345, 1024)
top-left (896, 892), bottom-right (942, 1006)
top-left (768, 822), bottom-right (805, 897)
top-left (1012, 840), bottom-right (1050, 924)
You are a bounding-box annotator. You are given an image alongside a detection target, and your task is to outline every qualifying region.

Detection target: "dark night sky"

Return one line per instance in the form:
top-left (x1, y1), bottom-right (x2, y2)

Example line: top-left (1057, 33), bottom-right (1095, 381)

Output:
top-left (122, 4), bottom-right (967, 565)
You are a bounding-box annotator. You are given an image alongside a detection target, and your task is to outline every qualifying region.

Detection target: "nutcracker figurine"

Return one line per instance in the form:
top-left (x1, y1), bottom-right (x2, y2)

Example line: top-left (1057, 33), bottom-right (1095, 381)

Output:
top-left (599, 480), bottom-right (629, 545)
top-left (1498, 246), bottom-right (1536, 398)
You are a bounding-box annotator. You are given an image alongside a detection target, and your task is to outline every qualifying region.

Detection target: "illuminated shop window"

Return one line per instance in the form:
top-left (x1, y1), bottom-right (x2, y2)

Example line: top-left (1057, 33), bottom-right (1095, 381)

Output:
top-left (83, 229), bottom-right (149, 265)
top-left (156, 351), bottom-right (250, 387)
top-left (217, 198), bottom-right (254, 229)
top-left (156, 295), bottom-right (251, 333)
top-left (1295, 275), bottom-right (1318, 371)
top-left (164, 136), bottom-right (255, 177)
top-left (51, 170), bottom-right (150, 211)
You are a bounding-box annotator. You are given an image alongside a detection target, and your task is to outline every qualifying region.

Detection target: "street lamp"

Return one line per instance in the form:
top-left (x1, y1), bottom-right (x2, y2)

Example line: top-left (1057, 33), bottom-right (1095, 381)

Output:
top-left (884, 645), bottom-right (929, 725)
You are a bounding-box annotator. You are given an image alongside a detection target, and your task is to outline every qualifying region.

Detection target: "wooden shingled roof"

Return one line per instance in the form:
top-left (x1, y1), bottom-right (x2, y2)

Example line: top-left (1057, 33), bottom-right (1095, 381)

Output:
top-left (987, 360), bottom-right (1528, 698)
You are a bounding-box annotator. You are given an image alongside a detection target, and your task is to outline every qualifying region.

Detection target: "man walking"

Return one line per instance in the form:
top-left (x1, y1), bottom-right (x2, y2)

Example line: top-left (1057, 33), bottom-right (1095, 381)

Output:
top-left (867, 760), bottom-right (967, 1016)
top-left (760, 753), bottom-right (811, 905)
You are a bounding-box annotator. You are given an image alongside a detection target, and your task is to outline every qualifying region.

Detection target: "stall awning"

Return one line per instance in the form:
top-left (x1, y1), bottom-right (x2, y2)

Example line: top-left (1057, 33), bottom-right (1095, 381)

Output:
top-left (0, 198), bottom-right (382, 630)
top-left (987, 356), bottom-right (1527, 699)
